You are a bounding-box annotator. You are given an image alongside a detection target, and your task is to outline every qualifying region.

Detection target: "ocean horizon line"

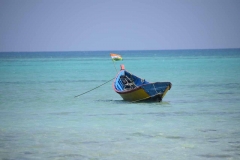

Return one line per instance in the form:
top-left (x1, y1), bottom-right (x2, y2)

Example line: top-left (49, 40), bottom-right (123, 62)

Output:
top-left (0, 47), bottom-right (240, 53)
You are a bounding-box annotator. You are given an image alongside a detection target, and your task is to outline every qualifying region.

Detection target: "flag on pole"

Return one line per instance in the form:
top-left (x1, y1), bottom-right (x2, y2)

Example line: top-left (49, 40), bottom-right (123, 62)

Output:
top-left (110, 53), bottom-right (123, 61)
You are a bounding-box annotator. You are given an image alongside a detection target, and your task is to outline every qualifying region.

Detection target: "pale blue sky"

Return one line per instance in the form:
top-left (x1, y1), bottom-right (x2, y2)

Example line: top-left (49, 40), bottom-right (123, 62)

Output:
top-left (0, 0), bottom-right (240, 52)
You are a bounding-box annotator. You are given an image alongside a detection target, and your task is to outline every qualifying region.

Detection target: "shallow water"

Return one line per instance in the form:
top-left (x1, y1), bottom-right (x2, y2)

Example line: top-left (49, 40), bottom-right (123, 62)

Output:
top-left (0, 49), bottom-right (240, 159)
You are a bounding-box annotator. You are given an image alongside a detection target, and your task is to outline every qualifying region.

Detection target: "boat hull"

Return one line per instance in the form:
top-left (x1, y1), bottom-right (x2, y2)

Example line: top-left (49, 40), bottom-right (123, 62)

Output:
top-left (116, 82), bottom-right (171, 102)
top-left (118, 87), bottom-right (149, 102)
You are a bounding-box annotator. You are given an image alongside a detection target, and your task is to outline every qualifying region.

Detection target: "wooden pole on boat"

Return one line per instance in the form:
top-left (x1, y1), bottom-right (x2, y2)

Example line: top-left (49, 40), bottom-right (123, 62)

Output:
top-left (74, 77), bottom-right (115, 98)
top-left (112, 59), bottom-right (118, 73)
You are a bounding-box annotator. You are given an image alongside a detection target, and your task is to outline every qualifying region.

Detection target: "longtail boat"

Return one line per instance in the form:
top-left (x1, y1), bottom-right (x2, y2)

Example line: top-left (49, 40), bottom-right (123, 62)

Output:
top-left (113, 65), bottom-right (172, 102)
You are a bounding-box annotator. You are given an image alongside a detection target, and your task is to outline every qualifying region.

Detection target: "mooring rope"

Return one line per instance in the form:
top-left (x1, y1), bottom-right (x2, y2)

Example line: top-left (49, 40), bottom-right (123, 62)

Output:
top-left (74, 77), bottom-right (115, 98)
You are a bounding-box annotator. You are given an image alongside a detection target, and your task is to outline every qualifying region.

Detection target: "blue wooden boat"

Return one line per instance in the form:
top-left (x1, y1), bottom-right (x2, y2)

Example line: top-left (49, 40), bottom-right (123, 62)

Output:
top-left (113, 65), bottom-right (172, 102)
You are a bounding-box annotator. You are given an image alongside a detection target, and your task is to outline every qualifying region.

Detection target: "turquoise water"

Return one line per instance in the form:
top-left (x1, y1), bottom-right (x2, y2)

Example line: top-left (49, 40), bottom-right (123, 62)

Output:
top-left (0, 49), bottom-right (240, 159)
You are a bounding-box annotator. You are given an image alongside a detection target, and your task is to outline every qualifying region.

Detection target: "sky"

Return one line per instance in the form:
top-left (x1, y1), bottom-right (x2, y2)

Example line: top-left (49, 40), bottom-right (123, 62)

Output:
top-left (0, 0), bottom-right (240, 52)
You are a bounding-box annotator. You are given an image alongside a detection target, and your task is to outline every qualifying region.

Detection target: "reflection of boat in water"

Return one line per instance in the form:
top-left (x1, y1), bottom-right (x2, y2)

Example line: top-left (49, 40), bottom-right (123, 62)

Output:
top-left (113, 65), bottom-right (172, 102)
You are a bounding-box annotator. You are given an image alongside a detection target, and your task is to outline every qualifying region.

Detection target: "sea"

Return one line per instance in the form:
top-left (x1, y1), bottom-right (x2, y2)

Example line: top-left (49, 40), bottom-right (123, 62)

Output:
top-left (0, 49), bottom-right (240, 160)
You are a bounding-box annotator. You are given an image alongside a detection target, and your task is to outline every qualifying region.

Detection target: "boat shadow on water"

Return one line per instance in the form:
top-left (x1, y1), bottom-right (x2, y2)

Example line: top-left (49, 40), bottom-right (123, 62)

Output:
top-left (96, 99), bottom-right (171, 105)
